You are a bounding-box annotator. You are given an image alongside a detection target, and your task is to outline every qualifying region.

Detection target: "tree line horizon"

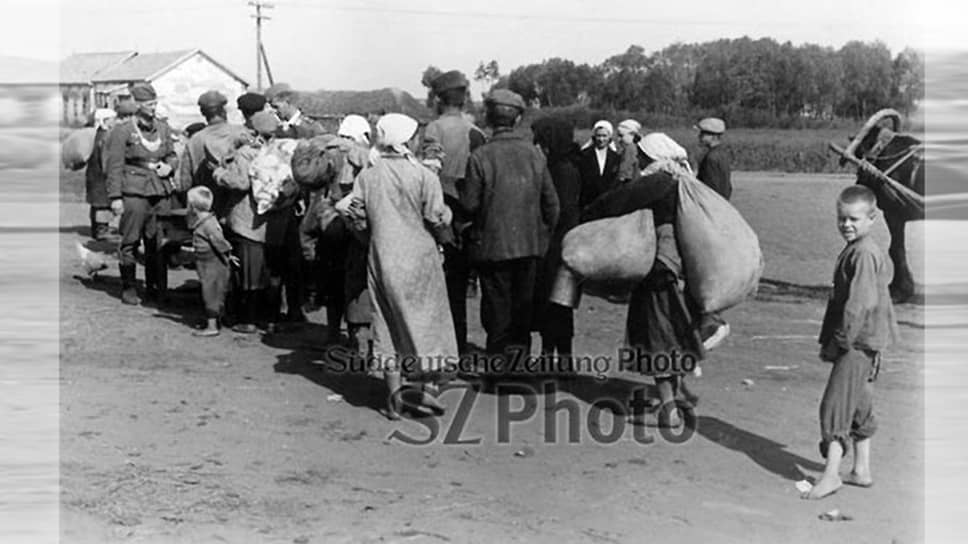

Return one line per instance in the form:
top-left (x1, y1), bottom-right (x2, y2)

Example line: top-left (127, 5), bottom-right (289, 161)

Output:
top-left (421, 37), bottom-right (924, 129)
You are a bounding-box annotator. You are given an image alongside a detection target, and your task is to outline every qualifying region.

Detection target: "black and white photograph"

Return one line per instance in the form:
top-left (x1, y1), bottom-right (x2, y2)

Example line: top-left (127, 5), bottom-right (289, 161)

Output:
top-left (0, 0), bottom-right (965, 542)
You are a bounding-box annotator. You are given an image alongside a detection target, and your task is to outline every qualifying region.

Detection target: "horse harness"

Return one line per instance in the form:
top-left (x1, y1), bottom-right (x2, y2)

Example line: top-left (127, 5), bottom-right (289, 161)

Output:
top-left (863, 128), bottom-right (924, 190)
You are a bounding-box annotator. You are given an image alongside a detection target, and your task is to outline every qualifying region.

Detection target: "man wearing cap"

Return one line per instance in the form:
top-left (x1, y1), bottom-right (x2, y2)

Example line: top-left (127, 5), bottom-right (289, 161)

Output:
top-left (461, 89), bottom-right (559, 376)
top-left (237, 92), bottom-right (268, 130)
top-left (179, 90), bottom-right (252, 217)
top-left (695, 117), bottom-right (731, 199)
top-left (694, 117), bottom-right (732, 351)
top-left (421, 69), bottom-right (487, 354)
top-left (86, 108), bottom-right (118, 240)
top-left (264, 83), bottom-right (325, 139)
top-left (103, 82), bottom-right (180, 305)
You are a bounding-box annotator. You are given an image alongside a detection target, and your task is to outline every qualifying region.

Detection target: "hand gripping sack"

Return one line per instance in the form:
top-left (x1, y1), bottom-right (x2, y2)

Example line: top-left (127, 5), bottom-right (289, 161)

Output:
top-left (561, 209), bottom-right (656, 282)
top-left (675, 172), bottom-right (763, 312)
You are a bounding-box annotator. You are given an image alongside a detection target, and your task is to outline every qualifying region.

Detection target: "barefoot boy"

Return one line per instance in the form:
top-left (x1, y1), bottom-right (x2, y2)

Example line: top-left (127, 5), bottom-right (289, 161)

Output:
top-left (804, 185), bottom-right (899, 499)
top-left (187, 186), bottom-right (237, 336)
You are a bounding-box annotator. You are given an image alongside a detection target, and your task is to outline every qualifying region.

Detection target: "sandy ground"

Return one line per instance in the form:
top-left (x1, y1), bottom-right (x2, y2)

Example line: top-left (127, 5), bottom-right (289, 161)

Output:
top-left (53, 172), bottom-right (931, 543)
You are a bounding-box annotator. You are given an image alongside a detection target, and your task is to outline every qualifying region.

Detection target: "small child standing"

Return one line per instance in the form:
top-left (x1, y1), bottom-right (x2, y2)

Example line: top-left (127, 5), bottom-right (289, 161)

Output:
top-left (187, 186), bottom-right (237, 337)
top-left (804, 185), bottom-right (899, 499)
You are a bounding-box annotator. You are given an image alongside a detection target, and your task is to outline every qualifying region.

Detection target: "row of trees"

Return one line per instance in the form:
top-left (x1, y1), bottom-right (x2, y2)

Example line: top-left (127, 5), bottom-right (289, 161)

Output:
top-left (422, 37), bottom-right (924, 126)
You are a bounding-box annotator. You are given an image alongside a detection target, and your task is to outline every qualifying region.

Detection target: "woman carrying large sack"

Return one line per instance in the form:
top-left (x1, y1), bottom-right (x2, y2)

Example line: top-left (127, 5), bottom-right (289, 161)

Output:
top-left (580, 133), bottom-right (704, 427)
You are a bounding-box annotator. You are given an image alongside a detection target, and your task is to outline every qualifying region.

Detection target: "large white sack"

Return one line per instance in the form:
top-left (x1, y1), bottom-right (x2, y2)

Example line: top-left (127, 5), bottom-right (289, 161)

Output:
top-left (61, 127), bottom-right (96, 170)
top-left (561, 209), bottom-right (656, 282)
top-left (675, 171), bottom-right (763, 312)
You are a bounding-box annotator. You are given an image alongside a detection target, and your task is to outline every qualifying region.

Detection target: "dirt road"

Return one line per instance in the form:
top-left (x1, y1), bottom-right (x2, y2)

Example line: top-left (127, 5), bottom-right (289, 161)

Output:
top-left (58, 173), bottom-right (926, 543)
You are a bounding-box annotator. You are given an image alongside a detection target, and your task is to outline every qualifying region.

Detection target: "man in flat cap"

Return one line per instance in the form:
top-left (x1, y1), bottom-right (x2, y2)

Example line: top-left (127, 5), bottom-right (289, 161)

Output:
top-left (264, 83), bottom-right (325, 139)
top-left (179, 89), bottom-right (252, 218)
top-left (236, 92), bottom-right (268, 130)
top-left (103, 82), bottom-right (180, 305)
top-left (421, 69), bottom-right (487, 354)
top-left (694, 116), bottom-right (731, 351)
top-left (461, 89), bottom-right (559, 378)
top-left (695, 117), bottom-right (731, 199)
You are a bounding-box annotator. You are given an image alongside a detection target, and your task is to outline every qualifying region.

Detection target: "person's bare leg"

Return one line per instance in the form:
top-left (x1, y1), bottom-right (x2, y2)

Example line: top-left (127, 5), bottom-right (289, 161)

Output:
top-left (384, 370), bottom-right (402, 420)
top-left (845, 437), bottom-right (873, 487)
top-left (656, 377), bottom-right (681, 427)
top-left (804, 440), bottom-right (844, 499)
top-left (193, 317), bottom-right (220, 337)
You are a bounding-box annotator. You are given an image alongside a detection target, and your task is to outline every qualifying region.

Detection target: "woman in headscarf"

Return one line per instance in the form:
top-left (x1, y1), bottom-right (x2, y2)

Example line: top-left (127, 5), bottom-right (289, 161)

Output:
top-left (325, 114), bottom-right (375, 354)
top-left (581, 132), bottom-right (703, 428)
top-left (337, 113), bottom-right (456, 419)
top-left (531, 116), bottom-right (582, 374)
top-left (578, 120), bottom-right (620, 207)
top-left (616, 119), bottom-right (643, 184)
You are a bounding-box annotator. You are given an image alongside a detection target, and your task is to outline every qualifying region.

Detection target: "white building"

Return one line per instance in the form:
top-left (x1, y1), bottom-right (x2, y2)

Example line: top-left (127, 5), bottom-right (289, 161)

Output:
top-left (60, 49), bottom-right (249, 130)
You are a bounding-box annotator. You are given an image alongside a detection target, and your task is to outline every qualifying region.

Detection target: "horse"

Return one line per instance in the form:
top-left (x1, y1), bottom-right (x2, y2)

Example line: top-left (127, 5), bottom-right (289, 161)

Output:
top-left (839, 109), bottom-right (924, 303)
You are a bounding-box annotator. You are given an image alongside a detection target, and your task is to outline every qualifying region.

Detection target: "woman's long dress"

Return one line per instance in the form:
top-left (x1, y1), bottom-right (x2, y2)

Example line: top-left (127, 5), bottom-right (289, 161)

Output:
top-left (352, 153), bottom-right (457, 374)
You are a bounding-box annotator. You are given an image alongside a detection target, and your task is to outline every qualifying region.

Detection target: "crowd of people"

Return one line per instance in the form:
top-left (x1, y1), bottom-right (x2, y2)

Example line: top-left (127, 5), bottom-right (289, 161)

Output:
top-left (81, 70), bottom-right (899, 499)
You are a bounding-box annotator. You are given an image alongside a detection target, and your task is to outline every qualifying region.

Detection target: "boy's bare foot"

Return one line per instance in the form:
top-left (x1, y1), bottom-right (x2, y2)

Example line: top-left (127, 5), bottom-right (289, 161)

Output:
top-left (802, 474), bottom-right (842, 499)
top-left (843, 471), bottom-right (873, 488)
top-left (193, 328), bottom-right (220, 337)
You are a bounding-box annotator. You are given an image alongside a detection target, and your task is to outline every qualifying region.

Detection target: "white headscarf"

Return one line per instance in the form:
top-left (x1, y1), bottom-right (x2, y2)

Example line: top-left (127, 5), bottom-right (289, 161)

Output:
top-left (581, 119), bottom-right (619, 151)
top-left (376, 113), bottom-right (418, 159)
top-left (338, 114), bottom-right (371, 145)
top-left (638, 132), bottom-right (693, 175)
top-left (94, 108), bottom-right (116, 130)
top-left (617, 119), bottom-right (642, 136)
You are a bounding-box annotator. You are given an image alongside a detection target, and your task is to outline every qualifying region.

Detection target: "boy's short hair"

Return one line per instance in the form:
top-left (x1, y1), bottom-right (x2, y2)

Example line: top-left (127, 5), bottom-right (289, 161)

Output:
top-left (838, 185), bottom-right (878, 210)
top-left (187, 186), bottom-right (214, 212)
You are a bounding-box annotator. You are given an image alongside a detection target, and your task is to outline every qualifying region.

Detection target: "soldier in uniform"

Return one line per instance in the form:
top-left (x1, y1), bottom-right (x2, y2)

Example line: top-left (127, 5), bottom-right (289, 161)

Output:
top-left (104, 82), bottom-right (180, 305)
top-left (421, 70), bottom-right (487, 354)
top-left (264, 83), bottom-right (326, 139)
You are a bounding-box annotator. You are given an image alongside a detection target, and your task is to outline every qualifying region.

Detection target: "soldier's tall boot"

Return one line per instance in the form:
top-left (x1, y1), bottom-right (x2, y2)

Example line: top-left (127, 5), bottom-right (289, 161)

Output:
top-left (120, 264), bottom-right (141, 305)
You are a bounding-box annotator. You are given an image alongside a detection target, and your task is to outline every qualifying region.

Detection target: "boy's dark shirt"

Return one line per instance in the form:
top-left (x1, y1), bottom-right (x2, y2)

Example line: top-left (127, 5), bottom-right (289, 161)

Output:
top-left (191, 212), bottom-right (233, 264)
top-left (819, 235), bottom-right (899, 353)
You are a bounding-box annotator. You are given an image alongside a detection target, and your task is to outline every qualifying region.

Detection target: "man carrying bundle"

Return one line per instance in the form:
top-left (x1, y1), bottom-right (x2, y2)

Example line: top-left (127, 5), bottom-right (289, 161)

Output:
top-left (422, 69), bottom-right (487, 354)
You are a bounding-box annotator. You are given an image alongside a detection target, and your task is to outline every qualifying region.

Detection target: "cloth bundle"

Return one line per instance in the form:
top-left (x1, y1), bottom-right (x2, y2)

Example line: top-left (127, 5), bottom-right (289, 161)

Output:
top-left (674, 169), bottom-right (763, 312)
top-left (561, 209), bottom-right (656, 282)
top-left (61, 127), bottom-right (96, 170)
top-left (249, 138), bottom-right (299, 214)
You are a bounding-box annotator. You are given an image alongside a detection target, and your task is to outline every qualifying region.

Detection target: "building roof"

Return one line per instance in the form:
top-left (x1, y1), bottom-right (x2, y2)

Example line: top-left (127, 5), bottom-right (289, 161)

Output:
top-left (90, 49), bottom-right (248, 86)
top-left (298, 88), bottom-right (432, 122)
top-left (59, 51), bottom-right (136, 84)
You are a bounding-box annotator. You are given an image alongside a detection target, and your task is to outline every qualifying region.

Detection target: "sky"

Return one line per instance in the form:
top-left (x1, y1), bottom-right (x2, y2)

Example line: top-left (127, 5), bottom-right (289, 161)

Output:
top-left (1, 0), bottom-right (963, 97)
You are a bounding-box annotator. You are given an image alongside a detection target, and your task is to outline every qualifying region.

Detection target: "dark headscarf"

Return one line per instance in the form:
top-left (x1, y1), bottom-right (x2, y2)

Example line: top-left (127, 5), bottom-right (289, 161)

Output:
top-left (532, 116), bottom-right (578, 165)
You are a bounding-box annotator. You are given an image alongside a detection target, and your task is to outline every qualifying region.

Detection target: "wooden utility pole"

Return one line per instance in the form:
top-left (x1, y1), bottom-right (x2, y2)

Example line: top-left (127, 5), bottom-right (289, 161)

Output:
top-left (249, 1), bottom-right (274, 91)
